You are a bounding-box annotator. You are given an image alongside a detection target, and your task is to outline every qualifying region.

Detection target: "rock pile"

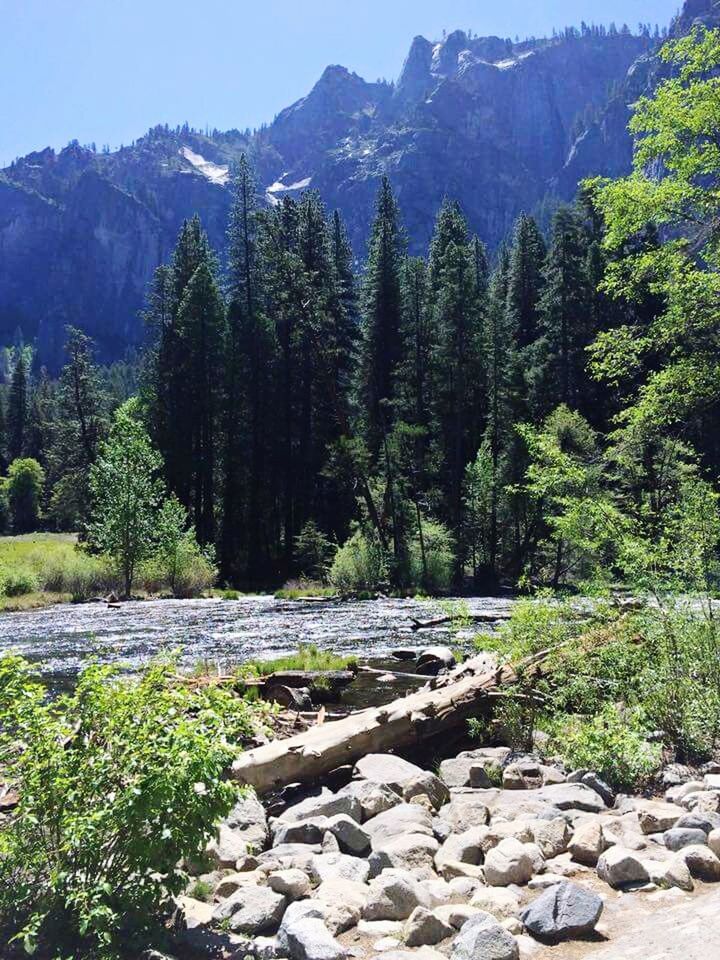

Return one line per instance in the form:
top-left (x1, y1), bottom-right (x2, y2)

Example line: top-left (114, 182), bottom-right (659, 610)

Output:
top-left (176, 752), bottom-right (720, 960)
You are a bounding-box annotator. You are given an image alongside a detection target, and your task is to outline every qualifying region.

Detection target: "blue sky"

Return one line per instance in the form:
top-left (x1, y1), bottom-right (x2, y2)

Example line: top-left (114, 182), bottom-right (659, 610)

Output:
top-left (1, 0), bottom-right (681, 165)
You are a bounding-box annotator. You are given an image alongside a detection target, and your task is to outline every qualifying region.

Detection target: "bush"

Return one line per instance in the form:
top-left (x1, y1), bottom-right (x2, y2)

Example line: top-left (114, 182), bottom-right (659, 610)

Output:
top-left (0, 655), bottom-right (263, 958)
top-left (329, 530), bottom-right (388, 594)
top-left (294, 521), bottom-right (334, 581)
top-left (40, 549), bottom-right (118, 600)
top-left (0, 564), bottom-right (40, 597)
top-left (549, 704), bottom-right (661, 791)
top-left (409, 518), bottom-right (454, 593)
top-left (7, 459), bottom-right (45, 533)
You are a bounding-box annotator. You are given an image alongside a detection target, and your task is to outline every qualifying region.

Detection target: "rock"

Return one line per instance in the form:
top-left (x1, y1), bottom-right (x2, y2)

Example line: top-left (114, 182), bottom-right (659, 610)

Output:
top-left (569, 820), bottom-right (606, 866)
top-left (705, 774), bottom-right (720, 791)
top-left (340, 781), bottom-right (402, 821)
top-left (402, 771), bottom-right (450, 810)
top-left (434, 904), bottom-right (482, 929)
top-left (354, 754), bottom-right (426, 792)
top-left (324, 814), bottom-right (371, 855)
top-left (677, 812), bottom-right (720, 833)
top-left (212, 885), bottom-right (287, 935)
top-left (437, 795), bottom-right (490, 832)
top-left (663, 828), bottom-right (708, 852)
top-left (365, 803), bottom-right (434, 847)
top-left (520, 881), bottom-right (603, 942)
top-left (312, 852), bottom-right (370, 885)
top-left (665, 781), bottom-right (705, 804)
top-left (416, 646), bottom-right (456, 675)
top-left (527, 818), bottom-right (571, 859)
top-left (434, 826), bottom-right (486, 870)
top-left (596, 846), bottom-right (649, 888)
top-left (278, 901), bottom-right (347, 960)
top-left (637, 800), bottom-right (684, 835)
top-left (601, 817), bottom-right (647, 852)
top-left (682, 790), bottom-right (720, 815)
top-left (404, 906), bottom-right (455, 946)
top-left (322, 831), bottom-right (341, 854)
top-left (527, 874), bottom-right (565, 889)
top-left (451, 910), bottom-right (520, 960)
top-left (656, 856), bottom-right (694, 892)
top-left (226, 791), bottom-right (270, 847)
top-left (709, 829), bottom-right (720, 857)
top-left (503, 917), bottom-right (523, 936)
top-left (370, 833), bottom-right (440, 878)
top-left (448, 876), bottom-right (481, 899)
top-left (274, 818), bottom-right (329, 847)
top-left (206, 824), bottom-right (249, 868)
top-left (363, 871), bottom-right (431, 921)
top-left (474, 789), bottom-right (564, 823)
top-left (268, 869), bottom-right (312, 901)
top-left (314, 879), bottom-right (368, 934)
top-left (439, 757), bottom-right (493, 789)
top-left (178, 895), bottom-right (215, 928)
top-left (432, 818), bottom-right (453, 842)
top-left (438, 860), bottom-right (486, 881)
top-left (470, 888), bottom-right (521, 920)
top-left (279, 790), bottom-right (362, 825)
top-left (680, 844), bottom-right (720, 881)
top-left (484, 838), bottom-right (535, 887)
top-left (503, 761), bottom-right (544, 791)
top-left (580, 773), bottom-right (615, 807)
top-left (416, 878), bottom-right (455, 908)
top-left (215, 870), bottom-right (268, 898)
top-left (536, 784), bottom-right (606, 814)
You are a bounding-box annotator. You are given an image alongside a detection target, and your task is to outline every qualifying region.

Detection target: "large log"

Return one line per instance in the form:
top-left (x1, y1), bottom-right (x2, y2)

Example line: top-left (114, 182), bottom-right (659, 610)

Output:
top-left (231, 650), bottom-right (548, 794)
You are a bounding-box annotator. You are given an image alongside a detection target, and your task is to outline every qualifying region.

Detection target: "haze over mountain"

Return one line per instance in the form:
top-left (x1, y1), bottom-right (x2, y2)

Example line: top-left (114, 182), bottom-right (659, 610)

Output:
top-left (1, 0), bottom-right (718, 367)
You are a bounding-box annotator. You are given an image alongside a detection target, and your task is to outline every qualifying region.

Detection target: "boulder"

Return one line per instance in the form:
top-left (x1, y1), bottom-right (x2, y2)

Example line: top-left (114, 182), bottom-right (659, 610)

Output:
top-left (365, 803), bottom-right (434, 847)
top-left (677, 812), bottom-right (720, 833)
top-left (340, 780), bottom-right (402, 821)
top-left (212, 885), bottom-right (286, 935)
top-left (279, 790), bottom-right (361, 825)
top-left (439, 757), bottom-right (494, 789)
top-left (206, 824), bottom-right (249, 868)
top-left (354, 754), bottom-right (426, 793)
top-left (416, 647), bottom-right (456, 675)
top-left (666, 781), bottom-right (706, 804)
top-left (536, 784), bottom-right (605, 814)
top-left (568, 820), bottom-right (606, 866)
top-left (402, 771), bottom-right (450, 810)
top-left (277, 901), bottom-right (346, 960)
top-left (470, 887), bottom-right (521, 920)
top-left (580, 773), bottom-right (615, 807)
top-left (324, 814), bottom-right (371, 855)
top-left (596, 846), bottom-right (649, 888)
top-left (369, 833), bottom-right (440, 878)
top-left (451, 911), bottom-right (520, 960)
top-left (404, 906), bottom-right (455, 946)
top-left (214, 870), bottom-right (268, 898)
top-left (225, 791), bottom-right (270, 848)
top-left (438, 860), bottom-right (486, 881)
top-left (503, 761), bottom-right (544, 791)
top-left (636, 800), bottom-right (684, 835)
top-left (681, 844), bottom-right (720, 881)
top-left (655, 856), bottom-right (694, 892)
top-left (484, 838), bottom-right (535, 887)
top-left (663, 828), bottom-right (708, 852)
top-left (681, 791), bottom-right (720, 815)
top-left (709, 828), bottom-right (720, 857)
top-left (312, 852), bottom-right (370, 885)
top-left (520, 881), bottom-right (603, 942)
top-left (437, 795), bottom-right (490, 832)
top-left (314, 879), bottom-right (368, 934)
top-left (363, 871), bottom-right (432, 921)
top-left (527, 818), bottom-right (571, 859)
top-left (268, 869), bottom-right (312, 901)
top-left (434, 826), bottom-right (486, 870)
top-left (274, 818), bottom-right (329, 847)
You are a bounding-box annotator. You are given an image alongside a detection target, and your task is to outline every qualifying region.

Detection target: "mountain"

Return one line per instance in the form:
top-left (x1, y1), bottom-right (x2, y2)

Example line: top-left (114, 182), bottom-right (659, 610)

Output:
top-left (0, 2), bottom-right (716, 368)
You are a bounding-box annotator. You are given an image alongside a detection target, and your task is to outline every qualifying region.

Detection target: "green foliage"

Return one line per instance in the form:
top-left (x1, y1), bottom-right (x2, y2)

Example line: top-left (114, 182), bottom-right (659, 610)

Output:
top-left (329, 529), bottom-right (388, 594)
top-left (238, 643), bottom-right (357, 677)
top-left (548, 705), bottom-right (661, 791)
top-left (409, 517), bottom-right (454, 593)
top-left (152, 495), bottom-right (216, 598)
top-left (0, 655), bottom-right (259, 959)
top-left (294, 521), bottom-right (335, 581)
top-left (0, 564), bottom-right (40, 597)
top-left (6, 457), bottom-right (45, 533)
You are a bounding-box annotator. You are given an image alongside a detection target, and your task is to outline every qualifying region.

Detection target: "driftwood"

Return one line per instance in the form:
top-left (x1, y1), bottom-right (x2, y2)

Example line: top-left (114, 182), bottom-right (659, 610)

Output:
top-left (231, 649), bottom-right (551, 794)
top-left (409, 613), bottom-right (511, 631)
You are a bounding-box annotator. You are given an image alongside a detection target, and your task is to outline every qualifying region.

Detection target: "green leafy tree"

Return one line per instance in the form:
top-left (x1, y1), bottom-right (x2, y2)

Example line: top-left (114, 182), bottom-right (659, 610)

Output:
top-left (6, 458), bottom-right (45, 533)
top-left (154, 495), bottom-right (210, 597)
top-left (88, 400), bottom-right (164, 597)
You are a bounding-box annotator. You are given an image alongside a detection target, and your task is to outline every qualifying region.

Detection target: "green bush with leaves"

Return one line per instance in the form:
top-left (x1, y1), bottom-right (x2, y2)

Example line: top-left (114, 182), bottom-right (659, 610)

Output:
top-left (7, 459), bottom-right (45, 534)
top-left (0, 655), bottom-right (263, 959)
top-left (409, 518), bottom-right (454, 593)
top-left (329, 529), bottom-right (388, 593)
top-left (0, 564), bottom-right (40, 598)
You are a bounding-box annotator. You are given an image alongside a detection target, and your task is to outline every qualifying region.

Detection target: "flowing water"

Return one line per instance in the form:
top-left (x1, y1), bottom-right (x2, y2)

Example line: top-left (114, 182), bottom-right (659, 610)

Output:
top-left (0, 595), bottom-right (513, 694)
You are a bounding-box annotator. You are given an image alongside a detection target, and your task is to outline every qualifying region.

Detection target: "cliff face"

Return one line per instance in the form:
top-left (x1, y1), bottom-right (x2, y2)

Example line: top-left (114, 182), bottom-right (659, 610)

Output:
top-left (0, 6), bottom-right (708, 366)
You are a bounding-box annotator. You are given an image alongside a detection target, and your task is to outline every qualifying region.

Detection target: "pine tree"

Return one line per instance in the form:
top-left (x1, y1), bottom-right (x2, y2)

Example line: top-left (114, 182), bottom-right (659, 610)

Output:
top-left (505, 214), bottom-right (546, 350)
top-left (359, 177), bottom-right (405, 460)
top-left (7, 349), bottom-right (29, 462)
top-left (24, 370), bottom-right (54, 466)
top-left (0, 392), bottom-right (7, 474)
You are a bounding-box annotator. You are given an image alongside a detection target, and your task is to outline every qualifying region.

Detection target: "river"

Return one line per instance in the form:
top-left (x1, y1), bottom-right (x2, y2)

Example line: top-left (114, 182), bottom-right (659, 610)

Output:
top-left (0, 595), bottom-right (513, 691)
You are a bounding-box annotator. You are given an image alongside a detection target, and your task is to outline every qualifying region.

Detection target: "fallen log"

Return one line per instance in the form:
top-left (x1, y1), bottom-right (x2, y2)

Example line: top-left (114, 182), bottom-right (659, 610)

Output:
top-left (231, 648), bottom-right (551, 794)
top-left (409, 613), bottom-right (511, 631)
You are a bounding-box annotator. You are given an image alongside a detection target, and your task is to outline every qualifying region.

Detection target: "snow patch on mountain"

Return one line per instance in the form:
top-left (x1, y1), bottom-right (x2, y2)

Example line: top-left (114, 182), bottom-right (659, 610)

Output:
top-left (265, 176), bottom-right (313, 205)
top-left (180, 146), bottom-right (229, 185)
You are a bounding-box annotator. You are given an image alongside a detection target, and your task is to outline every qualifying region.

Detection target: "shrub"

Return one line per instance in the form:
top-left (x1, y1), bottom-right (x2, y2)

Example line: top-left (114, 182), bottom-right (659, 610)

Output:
top-left (0, 564), bottom-right (40, 597)
top-left (40, 549), bottom-right (118, 600)
top-left (409, 518), bottom-right (454, 593)
top-left (548, 704), bottom-right (661, 791)
top-left (294, 521), bottom-right (334, 581)
top-left (329, 530), bottom-right (388, 594)
top-left (7, 458), bottom-right (45, 533)
top-left (0, 655), bottom-right (262, 959)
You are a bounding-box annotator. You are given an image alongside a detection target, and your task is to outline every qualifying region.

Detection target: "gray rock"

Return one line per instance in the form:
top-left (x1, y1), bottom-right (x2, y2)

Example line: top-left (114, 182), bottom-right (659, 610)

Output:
top-left (206, 824), bottom-right (249, 868)
top-left (402, 771), bottom-right (450, 810)
top-left (403, 906), bottom-right (455, 946)
top-left (451, 910), bottom-right (520, 960)
top-left (324, 814), bottom-right (371, 855)
top-left (663, 828), bottom-right (708, 852)
top-left (439, 757), bottom-right (493, 789)
top-left (313, 879), bottom-right (369, 934)
top-left (681, 844), bottom-right (720, 881)
top-left (312, 852), bottom-right (370, 885)
top-left (363, 871), bottom-right (431, 921)
top-left (483, 838), bottom-right (535, 887)
top-left (437, 795), bottom-right (490, 832)
top-left (536, 783), bottom-right (606, 813)
top-left (470, 888), bottom-right (521, 920)
top-left (435, 826), bottom-right (486, 870)
top-left (277, 901), bottom-right (346, 960)
top-left (503, 759), bottom-right (544, 791)
top-left (676, 812), bottom-right (720, 833)
top-left (596, 846), bottom-right (649, 888)
top-left (527, 818), bottom-right (571, 859)
top-left (365, 803), bottom-right (434, 847)
top-left (637, 800), bottom-right (684, 834)
top-left (268, 869), bottom-right (312, 901)
top-left (339, 780), bottom-right (402, 821)
top-left (212, 885), bottom-right (287, 935)
top-left (580, 773), bottom-right (615, 807)
top-left (354, 754), bottom-right (426, 792)
top-left (274, 818), bottom-right (329, 847)
top-left (568, 820), bottom-right (606, 866)
top-left (279, 790), bottom-right (361, 825)
top-left (709, 829), bottom-right (720, 858)
top-left (225, 791), bottom-right (270, 848)
top-left (520, 881), bottom-right (603, 942)
top-left (369, 833), bottom-right (440, 878)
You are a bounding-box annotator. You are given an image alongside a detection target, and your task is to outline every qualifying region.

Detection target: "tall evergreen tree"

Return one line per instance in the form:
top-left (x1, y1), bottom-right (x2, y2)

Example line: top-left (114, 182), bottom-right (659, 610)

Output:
top-left (359, 177), bottom-right (405, 460)
top-left (7, 349), bottom-right (29, 462)
top-left (505, 214), bottom-right (546, 350)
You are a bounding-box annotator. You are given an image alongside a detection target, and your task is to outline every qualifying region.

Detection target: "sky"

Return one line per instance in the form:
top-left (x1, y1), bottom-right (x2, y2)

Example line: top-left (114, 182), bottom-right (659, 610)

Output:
top-left (1, 0), bottom-right (682, 166)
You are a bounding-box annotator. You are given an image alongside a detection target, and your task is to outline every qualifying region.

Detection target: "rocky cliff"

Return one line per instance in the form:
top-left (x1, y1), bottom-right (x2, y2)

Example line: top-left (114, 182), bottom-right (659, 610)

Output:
top-left (0, 2), bottom-right (714, 366)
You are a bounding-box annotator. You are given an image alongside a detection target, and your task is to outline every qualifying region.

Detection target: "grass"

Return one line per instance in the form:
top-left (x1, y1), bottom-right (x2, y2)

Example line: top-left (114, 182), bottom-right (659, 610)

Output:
top-left (237, 643), bottom-right (357, 677)
top-left (274, 580), bottom-right (339, 600)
